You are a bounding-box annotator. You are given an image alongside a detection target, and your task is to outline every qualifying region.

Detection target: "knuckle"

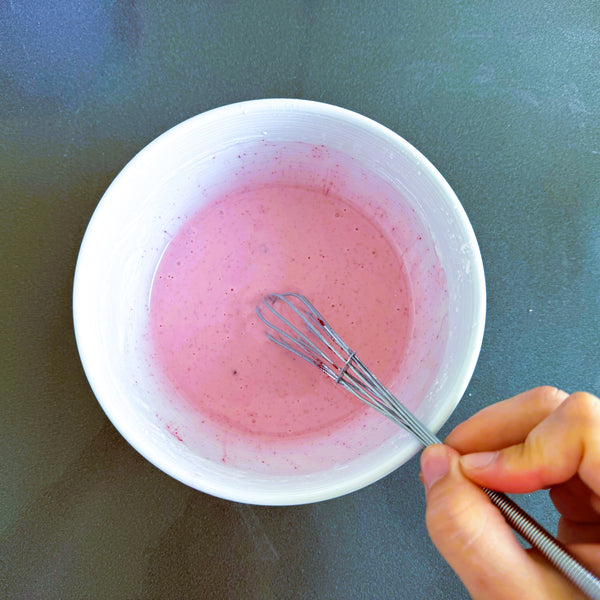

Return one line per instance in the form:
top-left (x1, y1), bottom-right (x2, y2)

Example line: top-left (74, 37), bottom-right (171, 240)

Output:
top-left (426, 493), bottom-right (491, 550)
top-left (563, 391), bottom-right (600, 422)
top-left (532, 385), bottom-right (568, 411)
top-left (427, 492), bottom-right (476, 533)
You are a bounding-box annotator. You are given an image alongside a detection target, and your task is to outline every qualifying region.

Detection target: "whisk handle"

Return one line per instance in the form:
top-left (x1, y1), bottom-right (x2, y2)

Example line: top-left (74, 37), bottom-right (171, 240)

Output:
top-left (482, 488), bottom-right (600, 599)
top-left (257, 293), bottom-right (600, 596)
top-left (420, 433), bottom-right (600, 596)
top-left (353, 391), bottom-right (600, 594)
top-left (422, 434), bottom-right (600, 597)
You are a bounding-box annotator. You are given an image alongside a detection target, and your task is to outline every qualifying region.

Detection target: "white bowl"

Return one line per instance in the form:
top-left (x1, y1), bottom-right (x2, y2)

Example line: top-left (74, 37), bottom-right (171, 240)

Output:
top-left (73, 99), bottom-right (485, 505)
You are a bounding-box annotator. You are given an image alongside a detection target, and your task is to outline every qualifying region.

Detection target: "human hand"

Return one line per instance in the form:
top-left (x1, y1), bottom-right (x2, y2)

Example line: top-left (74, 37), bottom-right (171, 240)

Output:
top-left (420, 386), bottom-right (600, 599)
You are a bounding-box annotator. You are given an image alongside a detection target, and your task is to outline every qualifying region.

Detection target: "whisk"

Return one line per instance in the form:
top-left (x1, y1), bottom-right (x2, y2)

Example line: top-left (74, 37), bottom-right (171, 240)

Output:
top-left (256, 292), bottom-right (600, 600)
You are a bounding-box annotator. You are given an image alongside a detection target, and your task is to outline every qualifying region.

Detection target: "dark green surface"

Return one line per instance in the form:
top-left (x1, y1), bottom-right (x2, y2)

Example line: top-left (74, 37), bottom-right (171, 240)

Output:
top-left (1, 1), bottom-right (599, 598)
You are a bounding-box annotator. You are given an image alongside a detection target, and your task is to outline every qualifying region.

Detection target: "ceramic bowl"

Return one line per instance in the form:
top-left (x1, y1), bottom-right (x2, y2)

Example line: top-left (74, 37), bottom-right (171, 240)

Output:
top-left (73, 99), bottom-right (485, 505)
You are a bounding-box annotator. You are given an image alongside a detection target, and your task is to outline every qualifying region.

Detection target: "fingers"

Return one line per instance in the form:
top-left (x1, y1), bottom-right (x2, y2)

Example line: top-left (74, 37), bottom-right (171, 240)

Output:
top-left (549, 475), bottom-right (600, 524)
top-left (421, 445), bottom-right (550, 600)
top-left (553, 475), bottom-right (600, 545)
top-left (459, 392), bottom-right (600, 495)
top-left (426, 390), bottom-right (600, 598)
top-left (445, 386), bottom-right (568, 453)
top-left (557, 519), bottom-right (600, 544)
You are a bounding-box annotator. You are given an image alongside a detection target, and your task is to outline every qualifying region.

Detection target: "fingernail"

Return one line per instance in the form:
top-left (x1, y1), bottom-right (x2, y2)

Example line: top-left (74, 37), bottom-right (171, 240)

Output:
top-left (460, 451), bottom-right (498, 471)
top-left (421, 445), bottom-right (451, 492)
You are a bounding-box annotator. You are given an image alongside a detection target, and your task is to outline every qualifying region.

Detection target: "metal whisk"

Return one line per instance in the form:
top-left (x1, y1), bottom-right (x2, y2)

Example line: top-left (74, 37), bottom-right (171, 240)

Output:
top-left (256, 292), bottom-right (600, 600)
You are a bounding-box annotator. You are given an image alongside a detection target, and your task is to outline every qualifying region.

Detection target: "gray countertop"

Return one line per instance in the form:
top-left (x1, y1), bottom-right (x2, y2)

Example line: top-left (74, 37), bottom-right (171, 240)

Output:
top-left (2, 2), bottom-right (599, 598)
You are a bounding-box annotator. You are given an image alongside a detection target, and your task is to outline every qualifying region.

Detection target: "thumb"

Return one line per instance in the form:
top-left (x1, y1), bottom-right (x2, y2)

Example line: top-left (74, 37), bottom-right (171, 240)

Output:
top-left (421, 444), bottom-right (548, 600)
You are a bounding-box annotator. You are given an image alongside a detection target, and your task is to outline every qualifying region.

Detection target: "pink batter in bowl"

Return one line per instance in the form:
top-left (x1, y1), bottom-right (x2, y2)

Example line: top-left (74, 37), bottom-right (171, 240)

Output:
top-left (73, 99), bottom-right (485, 505)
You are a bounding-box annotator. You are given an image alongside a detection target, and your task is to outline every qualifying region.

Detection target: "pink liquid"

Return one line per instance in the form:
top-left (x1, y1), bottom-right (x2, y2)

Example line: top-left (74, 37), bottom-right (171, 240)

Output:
top-left (149, 185), bottom-right (413, 442)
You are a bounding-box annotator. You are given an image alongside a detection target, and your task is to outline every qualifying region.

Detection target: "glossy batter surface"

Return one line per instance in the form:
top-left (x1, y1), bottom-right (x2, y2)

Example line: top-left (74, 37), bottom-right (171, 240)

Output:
top-left (149, 185), bottom-right (413, 441)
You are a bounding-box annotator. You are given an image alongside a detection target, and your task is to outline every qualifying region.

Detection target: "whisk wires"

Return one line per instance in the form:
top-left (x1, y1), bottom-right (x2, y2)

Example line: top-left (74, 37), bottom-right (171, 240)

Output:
top-left (255, 293), bottom-right (439, 446)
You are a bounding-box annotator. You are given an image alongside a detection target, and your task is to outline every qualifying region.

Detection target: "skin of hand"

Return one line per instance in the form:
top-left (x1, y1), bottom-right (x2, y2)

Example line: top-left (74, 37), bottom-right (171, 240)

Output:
top-left (420, 386), bottom-right (600, 600)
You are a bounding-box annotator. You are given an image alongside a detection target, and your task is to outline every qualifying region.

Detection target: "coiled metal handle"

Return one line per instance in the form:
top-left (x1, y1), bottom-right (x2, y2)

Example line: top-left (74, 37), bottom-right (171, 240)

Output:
top-left (483, 489), bottom-right (600, 600)
top-left (398, 420), bottom-right (600, 598)
top-left (258, 293), bottom-right (600, 599)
